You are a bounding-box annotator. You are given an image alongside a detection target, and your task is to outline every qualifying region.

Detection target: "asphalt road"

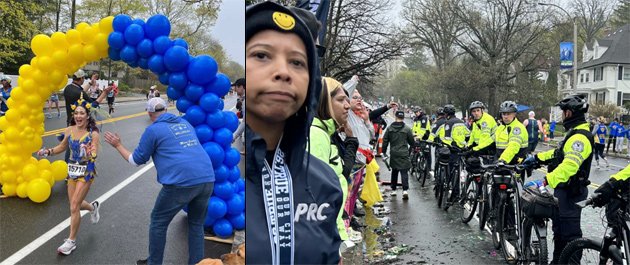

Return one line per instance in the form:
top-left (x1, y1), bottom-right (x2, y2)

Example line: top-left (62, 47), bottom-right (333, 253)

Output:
top-left (375, 116), bottom-right (629, 264)
top-left (0, 95), bottom-right (240, 264)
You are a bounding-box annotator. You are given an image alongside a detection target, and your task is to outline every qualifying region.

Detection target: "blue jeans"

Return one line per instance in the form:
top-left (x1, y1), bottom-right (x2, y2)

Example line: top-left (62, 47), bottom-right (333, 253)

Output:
top-left (148, 182), bottom-right (214, 265)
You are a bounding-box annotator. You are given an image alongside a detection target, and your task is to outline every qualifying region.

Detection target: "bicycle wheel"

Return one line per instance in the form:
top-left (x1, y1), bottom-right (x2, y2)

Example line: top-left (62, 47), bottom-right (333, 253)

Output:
top-left (490, 191), bottom-right (502, 250)
top-left (499, 195), bottom-right (519, 264)
top-left (478, 179), bottom-right (489, 230)
top-left (441, 168), bottom-right (452, 210)
top-left (434, 165), bottom-right (440, 199)
top-left (522, 220), bottom-right (548, 265)
top-left (558, 238), bottom-right (603, 265)
top-left (410, 153), bottom-right (419, 181)
top-left (422, 153), bottom-right (430, 187)
top-left (419, 154), bottom-right (427, 187)
top-left (460, 177), bottom-right (478, 223)
top-left (437, 166), bottom-right (447, 208)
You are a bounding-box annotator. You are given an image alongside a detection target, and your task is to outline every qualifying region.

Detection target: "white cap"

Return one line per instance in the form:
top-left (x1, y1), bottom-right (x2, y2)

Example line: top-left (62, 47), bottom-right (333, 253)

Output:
top-left (73, 69), bottom-right (87, 79)
top-left (146, 97), bottom-right (167, 112)
top-left (528, 111), bottom-right (535, 117)
top-left (150, 85), bottom-right (157, 90)
top-left (1, 75), bottom-right (11, 83)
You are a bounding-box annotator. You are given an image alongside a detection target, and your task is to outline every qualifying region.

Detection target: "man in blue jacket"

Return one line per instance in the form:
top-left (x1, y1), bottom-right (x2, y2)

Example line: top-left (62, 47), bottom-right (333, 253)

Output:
top-left (104, 97), bottom-right (215, 265)
top-left (607, 118), bottom-right (619, 153)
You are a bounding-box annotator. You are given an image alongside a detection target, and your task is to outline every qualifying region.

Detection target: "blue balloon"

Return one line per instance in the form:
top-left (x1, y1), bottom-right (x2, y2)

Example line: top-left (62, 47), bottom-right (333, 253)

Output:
top-left (218, 100), bottom-right (224, 110)
top-left (223, 111), bottom-right (239, 133)
top-left (168, 72), bottom-right (188, 91)
top-left (214, 128), bottom-right (233, 148)
top-left (132, 18), bottom-right (145, 26)
top-left (226, 195), bottom-right (244, 215)
top-left (205, 73), bottom-right (231, 98)
top-left (199, 93), bottom-right (220, 112)
top-left (120, 45), bottom-right (138, 64)
top-left (204, 211), bottom-right (216, 229)
top-left (136, 39), bottom-right (154, 58)
top-left (145, 14), bottom-right (171, 40)
top-left (128, 60), bottom-right (138, 68)
top-left (137, 57), bottom-right (149, 69)
top-left (184, 84), bottom-right (204, 102)
top-left (166, 86), bottom-right (182, 100)
top-left (207, 196), bottom-right (227, 219)
top-left (213, 164), bottom-right (229, 182)
top-left (213, 218), bottom-right (233, 238)
top-left (159, 72), bottom-right (169, 85)
top-left (148, 54), bottom-right (166, 74)
top-left (203, 142), bottom-right (224, 167)
top-left (113, 14), bottom-right (132, 32)
top-left (152, 36), bottom-right (172, 55)
top-left (185, 106), bottom-right (206, 126)
top-left (234, 178), bottom-right (245, 192)
top-left (107, 31), bottom-right (125, 49)
top-left (239, 191), bottom-right (245, 201)
top-left (223, 147), bottom-right (240, 168)
top-left (172, 38), bottom-right (189, 49)
top-left (163, 46), bottom-right (189, 72)
top-left (108, 47), bottom-right (121, 61)
top-left (124, 24), bottom-right (144, 45)
top-left (228, 212), bottom-right (245, 230)
top-left (214, 180), bottom-right (234, 200)
top-left (229, 166), bottom-right (241, 183)
top-left (186, 55), bottom-right (218, 85)
top-left (195, 124), bottom-right (213, 143)
top-left (176, 97), bottom-right (193, 113)
top-left (206, 110), bottom-right (225, 129)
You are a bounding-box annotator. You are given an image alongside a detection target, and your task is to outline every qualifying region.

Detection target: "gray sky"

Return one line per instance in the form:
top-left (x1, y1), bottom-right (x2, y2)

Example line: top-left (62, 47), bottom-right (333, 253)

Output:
top-left (210, 0), bottom-right (245, 66)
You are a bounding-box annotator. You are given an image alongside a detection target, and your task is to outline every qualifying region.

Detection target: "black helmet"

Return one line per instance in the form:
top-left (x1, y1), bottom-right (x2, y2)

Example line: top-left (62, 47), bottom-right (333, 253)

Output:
top-left (443, 104), bottom-right (456, 115)
top-left (415, 107), bottom-right (423, 113)
top-left (469, 101), bottom-right (485, 111)
top-left (556, 94), bottom-right (589, 113)
top-left (437, 107), bottom-right (445, 115)
top-left (499, 101), bottom-right (518, 113)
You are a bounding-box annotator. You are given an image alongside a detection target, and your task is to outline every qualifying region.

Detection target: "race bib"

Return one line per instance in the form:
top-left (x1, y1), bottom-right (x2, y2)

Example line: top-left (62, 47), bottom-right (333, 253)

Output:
top-left (68, 163), bottom-right (87, 178)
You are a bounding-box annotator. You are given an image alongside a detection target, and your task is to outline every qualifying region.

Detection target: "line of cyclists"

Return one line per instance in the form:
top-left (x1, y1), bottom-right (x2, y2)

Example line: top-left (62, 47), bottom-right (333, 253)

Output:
top-left (407, 94), bottom-right (630, 264)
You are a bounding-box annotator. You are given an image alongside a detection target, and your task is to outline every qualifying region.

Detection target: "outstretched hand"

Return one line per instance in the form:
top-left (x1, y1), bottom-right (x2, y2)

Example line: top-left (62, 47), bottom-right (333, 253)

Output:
top-left (103, 131), bottom-right (121, 148)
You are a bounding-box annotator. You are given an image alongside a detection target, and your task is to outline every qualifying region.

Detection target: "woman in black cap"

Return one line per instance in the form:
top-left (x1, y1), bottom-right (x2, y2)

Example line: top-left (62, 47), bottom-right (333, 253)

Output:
top-left (245, 2), bottom-right (343, 264)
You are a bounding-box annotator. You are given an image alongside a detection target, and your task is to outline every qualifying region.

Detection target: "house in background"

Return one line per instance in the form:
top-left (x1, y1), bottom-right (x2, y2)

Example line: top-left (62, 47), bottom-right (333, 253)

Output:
top-left (557, 24), bottom-right (630, 107)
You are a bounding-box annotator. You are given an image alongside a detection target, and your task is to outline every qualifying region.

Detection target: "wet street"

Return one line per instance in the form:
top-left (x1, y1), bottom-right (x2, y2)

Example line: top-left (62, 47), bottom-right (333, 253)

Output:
top-left (353, 116), bottom-right (629, 264)
top-left (0, 95), bottom-right (241, 264)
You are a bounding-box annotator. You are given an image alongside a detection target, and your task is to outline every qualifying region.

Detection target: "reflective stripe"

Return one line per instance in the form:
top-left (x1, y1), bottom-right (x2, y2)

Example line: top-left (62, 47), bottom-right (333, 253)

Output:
top-left (565, 156), bottom-right (582, 165)
top-left (565, 151), bottom-right (585, 160)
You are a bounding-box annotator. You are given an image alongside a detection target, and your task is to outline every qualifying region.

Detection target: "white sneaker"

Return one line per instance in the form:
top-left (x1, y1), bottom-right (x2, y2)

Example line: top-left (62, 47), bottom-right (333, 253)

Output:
top-left (340, 240), bottom-right (356, 253)
top-left (57, 239), bottom-right (76, 255)
top-left (403, 191), bottom-right (409, 200)
top-left (390, 191), bottom-right (397, 197)
top-left (90, 201), bottom-right (100, 224)
top-left (348, 229), bottom-right (362, 243)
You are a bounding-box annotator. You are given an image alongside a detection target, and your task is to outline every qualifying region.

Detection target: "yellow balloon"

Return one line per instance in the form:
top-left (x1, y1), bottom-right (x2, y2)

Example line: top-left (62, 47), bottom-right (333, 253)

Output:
top-left (38, 159), bottom-right (51, 171)
top-left (51, 160), bottom-right (68, 181)
top-left (99, 16), bottom-right (114, 33)
top-left (23, 163), bottom-right (38, 181)
top-left (80, 26), bottom-right (96, 44)
top-left (5, 110), bottom-right (20, 124)
top-left (32, 69), bottom-right (47, 83)
top-left (2, 184), bottom-right (17, 197)
top-left (27, 179), bottom-right (51, 203)
top-left (16, 182), bottom-right (28, 198)
top-left (68, 44), bottom-right (85, 65)
top-left (66, 29), bottom-right (82, 44)
top-left (50, 70), bottom-right (65, 86)
top-left (38, 56), bottom-right (54, 71)
top-left (20, 78), bottom-right (36, 93)
top-left (94, 33), bottom-right (109, 52)
top-left (31, 34), bottom-right (53, 56)
top-left (16, 176), bottom-right (24, 184)
top-left (52, 50), bottom-right (69, 66)
top-left (25, 94), bottom-right (43, 107)
top-left (83, 44), bottom-right (99, 61)
top-left (19, 64), bottom-right (34, 79)
top-left (51, 32), bottom-right (69, 51)
top-left (4, 127), bottom-right (19, 141)
top-left (2, 170), bottom-right (16, 184)
top-left (30, 57), bottom-right (39, 69)
top-left (0, 116), bottom-right (8, 131)
top-left (40, 170), bottom-right (54, 186)
top-left (76, 22), bottom-right (90, 32)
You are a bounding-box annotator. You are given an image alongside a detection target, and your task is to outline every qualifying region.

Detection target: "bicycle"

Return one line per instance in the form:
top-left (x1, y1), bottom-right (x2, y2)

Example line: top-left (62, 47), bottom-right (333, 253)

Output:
top-left (411, 139), bottom-right (432, 187)
top-left (460, 155), bottom-right (494, 224)
top-left (480, 161), bottom-right (551, 264)
top-left (559, 192), bottom-right (629, 265)
top-left (436, 143), bottom-right (465, 211)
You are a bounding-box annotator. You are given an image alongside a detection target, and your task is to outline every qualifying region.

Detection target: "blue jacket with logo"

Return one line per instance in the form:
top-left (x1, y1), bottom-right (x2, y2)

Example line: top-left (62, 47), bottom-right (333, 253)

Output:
top-left (131, 113), bottom-right (215, 186)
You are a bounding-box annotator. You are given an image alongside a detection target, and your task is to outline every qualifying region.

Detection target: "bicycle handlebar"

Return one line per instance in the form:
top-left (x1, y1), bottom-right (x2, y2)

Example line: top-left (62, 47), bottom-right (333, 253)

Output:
top-left (479, 159), bottom-right (524, 171)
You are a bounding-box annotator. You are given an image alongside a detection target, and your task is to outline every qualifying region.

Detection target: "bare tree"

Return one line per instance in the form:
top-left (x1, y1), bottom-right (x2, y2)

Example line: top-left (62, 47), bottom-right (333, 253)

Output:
top-left (449, 0), bottom-right (550, 113)
top-left (574, 0), bottom-right (616, 45)
top-left (321, 0), bottom-right (406, 90)
top-left (402, 0), bottom-right (465, 70)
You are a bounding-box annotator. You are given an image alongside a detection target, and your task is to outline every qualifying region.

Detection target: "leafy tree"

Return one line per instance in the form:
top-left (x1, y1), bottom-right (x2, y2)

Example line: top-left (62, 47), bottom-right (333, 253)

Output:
top-left (0, 0), bottom-right (43, 74)
top-left (610, 0), bottom-right (630, 28)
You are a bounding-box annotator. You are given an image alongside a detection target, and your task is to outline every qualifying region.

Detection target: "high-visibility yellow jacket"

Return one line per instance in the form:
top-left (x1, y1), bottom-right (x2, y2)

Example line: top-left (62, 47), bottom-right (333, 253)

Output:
top-left (495, 119), bottom-right (528, 164)
top-left (436, 117), bottom-right (470, 149)
top-left (412, 115), bottom-right (431, 139)
top-left (469, 112), bottom-right (498, 150)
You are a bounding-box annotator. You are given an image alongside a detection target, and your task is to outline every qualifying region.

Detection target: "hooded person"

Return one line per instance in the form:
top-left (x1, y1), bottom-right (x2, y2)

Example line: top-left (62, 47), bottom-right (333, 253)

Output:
top-left (245, 2), bottom-right (343, 264)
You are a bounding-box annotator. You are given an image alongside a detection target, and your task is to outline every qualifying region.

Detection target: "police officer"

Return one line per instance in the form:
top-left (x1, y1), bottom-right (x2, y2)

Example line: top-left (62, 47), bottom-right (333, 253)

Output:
top-left (494, 101), bottom-right (528, 165)
top-left (412, 108), bottom-right (431, 140)
top-left (429, 107), bottom-right (447, 177)
top-left (522, 95), bottom-right (593, 264)
top-left (467, 101), bottom-right (497, 155)
top-left (436, 104), bottom-right (470, 207)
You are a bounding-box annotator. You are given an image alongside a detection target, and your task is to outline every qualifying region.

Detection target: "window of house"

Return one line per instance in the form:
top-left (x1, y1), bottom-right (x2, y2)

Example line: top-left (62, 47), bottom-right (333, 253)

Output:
top-left (596, 92), bottom-right (605, 105)
top-left (594, 67), bottom-right (604, 81)
top-left (586, 73), bottom-right (589, 82)
top-left (624, 66), bottom-right (630, 80)
top-left (580, 74), bottom-right (584, 83)
top-left (619, 91), bottom-right (623, 106)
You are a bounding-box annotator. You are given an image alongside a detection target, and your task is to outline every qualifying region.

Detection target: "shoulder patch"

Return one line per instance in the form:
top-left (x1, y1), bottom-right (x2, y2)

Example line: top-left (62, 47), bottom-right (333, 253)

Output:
top-left (572, 140), bottom-right (584, 152)
top-left (481, 121), bottom-right (487, 128)
top-left (445, 125), bottom-right (450, 131)
top-left (512, 127), bottom-right (521, 135)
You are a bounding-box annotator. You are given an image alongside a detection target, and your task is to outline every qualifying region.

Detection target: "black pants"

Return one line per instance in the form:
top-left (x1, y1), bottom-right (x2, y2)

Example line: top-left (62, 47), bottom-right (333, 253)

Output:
top-left (391, 169), bottom-right (409, 191)
top-left (528, 140), bottom-right (538, 153)
top-left (594, 143), bottom-right (606, 160)
top-left (606, 137), bottom-right (616, 153)
top-left (551, 186), bottom-right (588, 264)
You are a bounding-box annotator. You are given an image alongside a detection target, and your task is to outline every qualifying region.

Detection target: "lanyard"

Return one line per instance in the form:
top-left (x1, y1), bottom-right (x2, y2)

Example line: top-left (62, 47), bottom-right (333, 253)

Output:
top-left (261, 146), bottom-right (294, 264)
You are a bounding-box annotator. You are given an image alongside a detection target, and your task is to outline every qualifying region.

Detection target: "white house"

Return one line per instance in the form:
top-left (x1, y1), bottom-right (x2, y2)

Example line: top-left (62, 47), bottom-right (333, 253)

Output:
top-left (558, 24), bottom-right (630, 107)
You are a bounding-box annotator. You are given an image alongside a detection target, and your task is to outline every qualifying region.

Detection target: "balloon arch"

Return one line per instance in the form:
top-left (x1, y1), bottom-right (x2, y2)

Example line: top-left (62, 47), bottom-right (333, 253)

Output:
top-left (0, 14), bottom-right (244, 238)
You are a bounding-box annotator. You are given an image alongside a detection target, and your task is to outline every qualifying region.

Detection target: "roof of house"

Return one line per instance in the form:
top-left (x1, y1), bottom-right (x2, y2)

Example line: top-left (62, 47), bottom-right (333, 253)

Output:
top-left (580, 24), bottom-right (630, 69)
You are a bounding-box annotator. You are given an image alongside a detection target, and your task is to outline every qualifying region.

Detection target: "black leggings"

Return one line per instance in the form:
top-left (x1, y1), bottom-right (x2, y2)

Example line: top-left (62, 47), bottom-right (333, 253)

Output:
top-left (594, 144), bottom-right (605, 160)
top-left (391, 169), bottom-right (409, 191)
top-left (606, 137), bottom-right (616, 153)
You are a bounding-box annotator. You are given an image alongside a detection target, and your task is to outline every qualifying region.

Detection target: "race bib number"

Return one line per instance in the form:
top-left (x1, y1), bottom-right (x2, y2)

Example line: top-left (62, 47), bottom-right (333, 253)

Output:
top-left (68, 163), bottom-right (87, 178)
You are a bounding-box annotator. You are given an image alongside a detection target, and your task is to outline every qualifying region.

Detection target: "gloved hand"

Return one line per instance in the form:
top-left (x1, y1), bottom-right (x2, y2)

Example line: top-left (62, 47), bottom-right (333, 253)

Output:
top-left (496, 159), bottom-right (506, 167)
top-left (522, 155), bottom-right (538, 169)
top-left (524, 178), bottom-right (546, 188)
top-left (592, 179), bottom-right (621, 207)
top-left (422, 132), bottom-right (429, 140)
